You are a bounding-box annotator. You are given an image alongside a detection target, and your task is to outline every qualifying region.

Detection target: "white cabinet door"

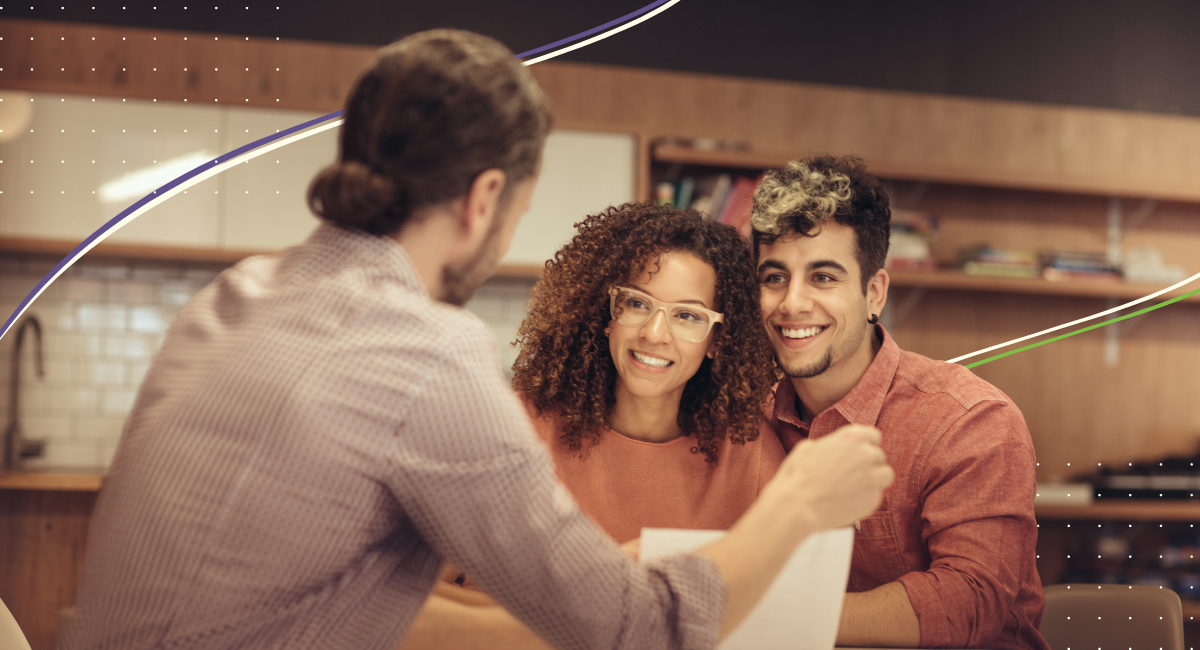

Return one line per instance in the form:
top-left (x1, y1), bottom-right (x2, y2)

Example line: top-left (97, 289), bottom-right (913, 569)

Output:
top-left (502, 129), bottom-right (637, 266)
top-left (1, 96), bottom-right (635, 259)
top-left (0, 92), bottom-right (222, 247)
top-left (220, 107), bottom-right (337, 251)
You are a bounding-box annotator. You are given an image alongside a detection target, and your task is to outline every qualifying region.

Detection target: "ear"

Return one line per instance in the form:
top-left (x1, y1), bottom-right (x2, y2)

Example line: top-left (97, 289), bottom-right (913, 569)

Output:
top-left (458, 168), bottom-right (507, 244)
top-left (866, 268), bottom-right (890, 319)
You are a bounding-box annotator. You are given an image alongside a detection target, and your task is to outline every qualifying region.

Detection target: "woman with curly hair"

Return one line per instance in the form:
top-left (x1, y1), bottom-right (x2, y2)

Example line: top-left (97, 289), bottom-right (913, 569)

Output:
top-left (511, 200), bottom-right (783, 542)
top-left (400, 200), bottom-right (785, 649)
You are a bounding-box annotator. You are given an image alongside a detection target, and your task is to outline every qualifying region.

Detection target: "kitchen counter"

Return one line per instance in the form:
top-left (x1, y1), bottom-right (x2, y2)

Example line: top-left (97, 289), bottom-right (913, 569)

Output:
top-left (0, 471), bottom-right (104, 492)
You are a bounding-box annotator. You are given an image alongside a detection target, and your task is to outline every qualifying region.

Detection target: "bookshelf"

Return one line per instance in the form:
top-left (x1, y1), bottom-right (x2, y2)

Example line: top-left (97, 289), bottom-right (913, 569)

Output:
top-left (1037, 501), bottom-right (1200, 612)
top-left (1037, 502), bottom-right (1200, 522)
top-left (652, 144), bottom-right (1200, 204)
top-left (888, 269), bottom-right (1200, 304)
top-left (644, 143), bottom-right (1200, 306)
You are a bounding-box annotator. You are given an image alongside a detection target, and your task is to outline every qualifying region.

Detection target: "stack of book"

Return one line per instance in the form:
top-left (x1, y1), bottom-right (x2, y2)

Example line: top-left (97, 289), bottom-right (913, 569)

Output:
top-left (1040, 250), bottom-right (1122, 283)
top-left (960, 245), bottom-right (1041, 278)
top-left (657, 174), bottom-right (761, 237)
top-left (885, 210), bottom-right (937, 271)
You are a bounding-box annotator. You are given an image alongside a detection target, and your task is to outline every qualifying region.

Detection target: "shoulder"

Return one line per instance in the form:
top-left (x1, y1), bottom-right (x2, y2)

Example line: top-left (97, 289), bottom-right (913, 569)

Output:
top-left (887, 349), bottom-right (1035, 466)
top-left (518, 396), bottom-right (564, 447)
top-left (892, 348), bottom-right (1015, 415)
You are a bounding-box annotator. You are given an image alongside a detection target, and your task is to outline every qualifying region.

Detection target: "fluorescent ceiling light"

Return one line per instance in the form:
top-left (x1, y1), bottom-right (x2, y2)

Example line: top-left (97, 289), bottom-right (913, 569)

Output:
top-left (98, 150), bottom-right (215, 204)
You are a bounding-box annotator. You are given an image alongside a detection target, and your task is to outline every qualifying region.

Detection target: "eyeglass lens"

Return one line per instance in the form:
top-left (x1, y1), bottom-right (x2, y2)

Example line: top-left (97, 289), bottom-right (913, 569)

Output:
top-left (611, 288), bottom-right (713, 341)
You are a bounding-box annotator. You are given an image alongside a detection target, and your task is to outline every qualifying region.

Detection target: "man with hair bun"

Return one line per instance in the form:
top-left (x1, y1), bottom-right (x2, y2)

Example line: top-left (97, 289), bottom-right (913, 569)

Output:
top-left (752, 154), bottom-right (1048, 650)
top-left (63, 32), bottom-right (893, 650)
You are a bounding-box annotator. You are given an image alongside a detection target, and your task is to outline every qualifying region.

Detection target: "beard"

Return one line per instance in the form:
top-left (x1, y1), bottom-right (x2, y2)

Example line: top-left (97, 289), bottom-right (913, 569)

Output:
top-left (438, 216), bottom-right (507, 307)
top-left (776, 317), bottom-right (873, 379)
top-left (780, 347), bottom-right (834, 378)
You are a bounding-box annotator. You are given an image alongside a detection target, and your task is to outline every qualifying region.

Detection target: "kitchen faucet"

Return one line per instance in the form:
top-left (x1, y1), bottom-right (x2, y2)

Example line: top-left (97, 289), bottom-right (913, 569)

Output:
top-left (3, 315), bottom-right (45, 471)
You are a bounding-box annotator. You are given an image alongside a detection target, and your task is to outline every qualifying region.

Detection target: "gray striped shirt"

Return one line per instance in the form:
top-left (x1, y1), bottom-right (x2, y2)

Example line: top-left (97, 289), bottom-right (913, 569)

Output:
top-left (63, 222), bottom-right (725, 650)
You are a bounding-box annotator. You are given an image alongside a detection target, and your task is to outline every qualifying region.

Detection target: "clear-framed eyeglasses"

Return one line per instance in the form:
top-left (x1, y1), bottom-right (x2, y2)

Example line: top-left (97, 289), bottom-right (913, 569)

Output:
top-left (609, 286), bottom-right (724, 343)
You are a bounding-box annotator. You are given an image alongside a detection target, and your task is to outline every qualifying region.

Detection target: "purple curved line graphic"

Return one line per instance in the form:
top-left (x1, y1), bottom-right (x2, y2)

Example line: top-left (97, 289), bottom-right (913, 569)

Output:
top-left (1, 0), bottom-right (674, 339)
top-left (513, 0), bottom-right (673, 59)
top-left (1, 110), bottom-right (344, 339)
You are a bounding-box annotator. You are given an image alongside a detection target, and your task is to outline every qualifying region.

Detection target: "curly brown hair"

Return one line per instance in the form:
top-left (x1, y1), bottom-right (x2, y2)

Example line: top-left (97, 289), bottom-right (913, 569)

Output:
top-left (512, 201), bottom-right (778, 464)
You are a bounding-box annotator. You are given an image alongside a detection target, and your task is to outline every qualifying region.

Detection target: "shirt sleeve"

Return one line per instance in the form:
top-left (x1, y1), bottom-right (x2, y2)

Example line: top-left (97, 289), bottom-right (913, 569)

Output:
top-left (896, 400), bottom-right (1040, 648)
top-left (382, 327), bottom-right (726, 650)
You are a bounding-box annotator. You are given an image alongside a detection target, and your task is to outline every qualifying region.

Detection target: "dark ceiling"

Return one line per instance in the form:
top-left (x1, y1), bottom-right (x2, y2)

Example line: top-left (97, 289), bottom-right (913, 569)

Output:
top-left (7, 0), bottom-right (1200, 118)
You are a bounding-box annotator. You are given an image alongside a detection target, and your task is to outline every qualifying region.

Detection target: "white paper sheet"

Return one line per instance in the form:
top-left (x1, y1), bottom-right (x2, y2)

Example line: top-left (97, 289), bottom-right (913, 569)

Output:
top-left (640, 527), bottom-right (854, 650)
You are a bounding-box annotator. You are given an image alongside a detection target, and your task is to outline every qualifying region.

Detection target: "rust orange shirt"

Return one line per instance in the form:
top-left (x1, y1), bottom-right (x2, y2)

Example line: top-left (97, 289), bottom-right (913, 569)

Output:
top-left (770, 326), bottom-right (1048, 650)
top-left (526, 401), bottom-right (785, 544)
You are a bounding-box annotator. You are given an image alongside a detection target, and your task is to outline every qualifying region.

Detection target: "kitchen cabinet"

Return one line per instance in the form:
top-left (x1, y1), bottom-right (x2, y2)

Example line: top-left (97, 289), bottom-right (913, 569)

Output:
top-left (501, 129), bottom-right (637, 267)
top-left (1, 92), bottom-right (636, 265)
top-left (0, 93), bottom-right (222, 247)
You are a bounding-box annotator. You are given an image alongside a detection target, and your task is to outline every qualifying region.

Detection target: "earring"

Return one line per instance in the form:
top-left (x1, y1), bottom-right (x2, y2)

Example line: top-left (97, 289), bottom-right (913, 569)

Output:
top-left (868, 314), bottom-right (879, 325)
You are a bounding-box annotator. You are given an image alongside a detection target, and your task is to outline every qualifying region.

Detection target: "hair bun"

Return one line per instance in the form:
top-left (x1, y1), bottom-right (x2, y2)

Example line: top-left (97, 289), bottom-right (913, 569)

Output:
top-left (308, 160), bottom-right (407, 235)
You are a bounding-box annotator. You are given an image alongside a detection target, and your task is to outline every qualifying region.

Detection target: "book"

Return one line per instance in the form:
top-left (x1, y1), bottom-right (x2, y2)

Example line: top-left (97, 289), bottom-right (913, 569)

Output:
top-left (959, 245), bottom-right (1040, 278)
top-left (964, 261), bottom-right (1041, 278)
top-left (718, 176), bottom-right (759, 237)
top-left (675, 177), bottom-right (695, 211)
top-left (1042, 267), bottom-right (1122, 283)
top-left (886, 210), bottom-right (937, 270)
top-left (700, 174), bottom-right (732, 220)
top-left (655, 181), bottom-right (675, 206)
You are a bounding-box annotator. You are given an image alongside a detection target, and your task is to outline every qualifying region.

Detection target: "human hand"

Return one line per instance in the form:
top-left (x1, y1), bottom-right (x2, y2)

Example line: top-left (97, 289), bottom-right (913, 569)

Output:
top-left (620, 537), bottom-right (641, 559)
top-left (768, 424), bottom-right (893, 532)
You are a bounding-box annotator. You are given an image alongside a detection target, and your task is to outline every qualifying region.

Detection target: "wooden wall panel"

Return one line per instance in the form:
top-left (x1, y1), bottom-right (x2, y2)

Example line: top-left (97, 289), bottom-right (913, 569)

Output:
top-left (886, 181), bottom-right (1200, 276)
top-left (0, 18), bottom-right (369, 112)
top-left (529, 62), bottom-right (1200, 202)
top-left (5, 18), bottom-right (1200, 200)
top-left (888, 291), bottom-right (1200, 483)
top-left (0, 490), bottom-right (96, 650)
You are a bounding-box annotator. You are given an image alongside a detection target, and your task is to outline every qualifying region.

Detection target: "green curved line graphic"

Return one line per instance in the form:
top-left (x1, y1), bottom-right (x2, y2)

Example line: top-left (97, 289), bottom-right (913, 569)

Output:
top-left (965, 286), bottom-right (1200, 369)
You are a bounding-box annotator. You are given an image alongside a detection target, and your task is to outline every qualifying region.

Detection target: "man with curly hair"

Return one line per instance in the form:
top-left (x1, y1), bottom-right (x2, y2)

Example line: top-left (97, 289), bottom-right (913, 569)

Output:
top-left (751, 154), bottom-right (1048, 650)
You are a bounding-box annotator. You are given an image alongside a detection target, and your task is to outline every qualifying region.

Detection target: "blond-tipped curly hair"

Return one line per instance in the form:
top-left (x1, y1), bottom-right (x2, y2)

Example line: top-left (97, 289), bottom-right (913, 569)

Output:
top-left (750, 155), bottom-right (891, 293)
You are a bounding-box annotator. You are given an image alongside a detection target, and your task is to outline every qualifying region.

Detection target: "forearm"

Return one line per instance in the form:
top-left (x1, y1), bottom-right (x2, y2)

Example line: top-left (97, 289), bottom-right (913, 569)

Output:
top-left (696, 424), bottom-right (892, 640)
top-left (837, 581), bottom-right (921, 647)
top-left (697, 482), bottom-right (816, 638)
top-left (399, 596), bottom-right (552, 650)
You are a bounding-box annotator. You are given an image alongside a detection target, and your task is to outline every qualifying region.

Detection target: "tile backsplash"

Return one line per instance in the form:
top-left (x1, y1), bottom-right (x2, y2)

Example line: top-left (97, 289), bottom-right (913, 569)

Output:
top-left (0, 252), bottom-right (536, 472)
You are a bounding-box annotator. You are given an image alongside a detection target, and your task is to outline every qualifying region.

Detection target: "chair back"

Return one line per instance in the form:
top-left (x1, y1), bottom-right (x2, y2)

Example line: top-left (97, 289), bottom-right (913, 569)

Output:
top-left (0, 597), bottom-right (33, 650)
top-left (1041, 584), bottom-right (1183, 650)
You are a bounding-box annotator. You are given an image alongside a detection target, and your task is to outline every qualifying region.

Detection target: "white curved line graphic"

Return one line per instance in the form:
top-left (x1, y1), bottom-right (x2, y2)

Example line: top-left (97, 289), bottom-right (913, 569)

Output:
top-left (521, 0), bottom-right (683, 66)
top-left (946, 270), bottom-right (1200, 364)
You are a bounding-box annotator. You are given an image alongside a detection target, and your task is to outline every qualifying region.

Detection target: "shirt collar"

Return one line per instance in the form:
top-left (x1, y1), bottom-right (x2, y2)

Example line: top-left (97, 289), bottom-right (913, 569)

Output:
top-left (772, 325), bottom-right (900, 430)
top-left (833, 324), bottom-right (900, 427)
top-left (303, 221), bottom-right (429, 299)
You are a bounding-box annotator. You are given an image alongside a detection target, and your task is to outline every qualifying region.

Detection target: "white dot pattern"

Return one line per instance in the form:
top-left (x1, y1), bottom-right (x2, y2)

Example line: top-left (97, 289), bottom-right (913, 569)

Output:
top-left (63, 223), bottom-right (725, 650)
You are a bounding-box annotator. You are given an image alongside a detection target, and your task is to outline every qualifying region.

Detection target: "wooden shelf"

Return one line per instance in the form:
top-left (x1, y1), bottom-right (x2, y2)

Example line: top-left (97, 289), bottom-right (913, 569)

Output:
top-left (1, 237), bottom-right (552, 281)
top-left (492, 263), bottom-right (543, 279)
top-left (0, 236), bottom-right (273, 264)
top-left (0, 471), bottom-right (104, 492)
top-left (1037, 501), bottom-right (1200, 521)
top-left (652, 144), bottom-right (1200, 203)
top-left (888, 268), bottom-right (1200, 304)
